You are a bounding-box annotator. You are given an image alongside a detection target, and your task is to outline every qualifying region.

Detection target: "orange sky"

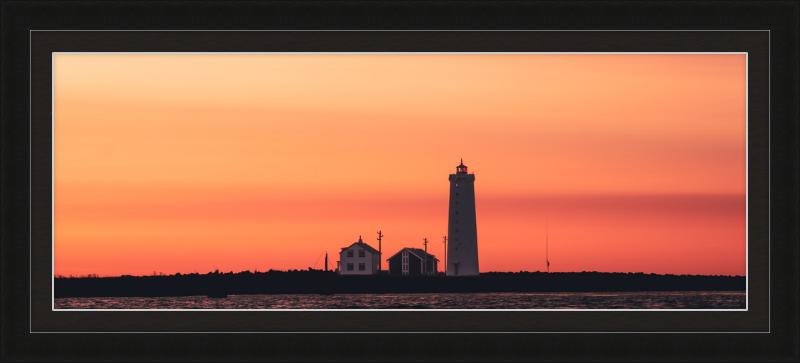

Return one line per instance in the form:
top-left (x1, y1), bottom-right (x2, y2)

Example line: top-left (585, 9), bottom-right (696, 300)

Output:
top-left (53, 54), bottom-right (747, 276)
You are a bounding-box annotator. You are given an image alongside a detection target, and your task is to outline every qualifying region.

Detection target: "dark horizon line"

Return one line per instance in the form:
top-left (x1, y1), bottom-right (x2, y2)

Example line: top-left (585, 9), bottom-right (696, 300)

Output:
top-left (54, 269), bottom-right (746, 279)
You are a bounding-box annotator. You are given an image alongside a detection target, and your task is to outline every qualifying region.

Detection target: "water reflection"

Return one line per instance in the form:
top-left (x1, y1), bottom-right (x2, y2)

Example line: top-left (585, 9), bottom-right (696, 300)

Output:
top-left (55, 291), bottom-right (745, 309)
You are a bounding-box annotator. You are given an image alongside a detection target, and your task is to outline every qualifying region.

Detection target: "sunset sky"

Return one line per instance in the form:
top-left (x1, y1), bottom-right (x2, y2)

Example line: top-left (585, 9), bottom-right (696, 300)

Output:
top-left (53, 53), bottom-right (747, 277)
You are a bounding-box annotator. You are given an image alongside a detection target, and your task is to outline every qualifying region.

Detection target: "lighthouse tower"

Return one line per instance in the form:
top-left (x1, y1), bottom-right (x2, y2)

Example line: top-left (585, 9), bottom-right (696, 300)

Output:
top-left (447, 159), bottom-right (479, 276)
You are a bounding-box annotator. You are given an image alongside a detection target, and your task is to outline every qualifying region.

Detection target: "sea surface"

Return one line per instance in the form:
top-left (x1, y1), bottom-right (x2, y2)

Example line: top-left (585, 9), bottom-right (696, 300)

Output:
top-left (54, 291), bottom-right (745, 309)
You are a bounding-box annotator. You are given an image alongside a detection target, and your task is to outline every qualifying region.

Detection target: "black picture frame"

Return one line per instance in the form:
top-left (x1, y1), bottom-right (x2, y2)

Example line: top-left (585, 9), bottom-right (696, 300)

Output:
top-left (3, 1), bottom-right (798, 362)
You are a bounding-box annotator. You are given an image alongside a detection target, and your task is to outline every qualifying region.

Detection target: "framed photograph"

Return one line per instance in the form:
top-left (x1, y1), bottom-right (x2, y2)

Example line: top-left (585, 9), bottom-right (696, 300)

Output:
top-left (51, 50), bottom-right (750, 313)
top-left (3, 1), bottom-right (797, 362)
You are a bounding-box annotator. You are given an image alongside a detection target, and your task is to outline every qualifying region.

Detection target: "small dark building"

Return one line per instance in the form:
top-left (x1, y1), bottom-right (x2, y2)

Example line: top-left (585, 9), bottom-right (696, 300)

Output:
top-left (386, 248), bottom-right (439, 276)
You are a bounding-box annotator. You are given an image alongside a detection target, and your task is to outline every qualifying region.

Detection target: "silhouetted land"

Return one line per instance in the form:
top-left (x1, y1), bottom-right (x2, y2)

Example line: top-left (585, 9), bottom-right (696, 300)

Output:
top-left (54, 269), bottom-right (745, 298)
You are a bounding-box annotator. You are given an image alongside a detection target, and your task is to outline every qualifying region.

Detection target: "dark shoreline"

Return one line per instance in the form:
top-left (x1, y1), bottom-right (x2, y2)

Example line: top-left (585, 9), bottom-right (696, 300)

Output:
top-left (54, 271), bottom-right (746, 298)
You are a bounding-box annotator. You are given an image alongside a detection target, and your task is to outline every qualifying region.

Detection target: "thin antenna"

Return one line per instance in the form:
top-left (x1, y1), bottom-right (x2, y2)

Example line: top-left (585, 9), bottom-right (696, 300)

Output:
top-left (443, 236), bottom-right (447, 274)
top-left (377, 231), bottom-right (383, 271)
top-left (546, 219), bottom-right (550, 273)
top-left (423, 238), bottom-right (428, 275)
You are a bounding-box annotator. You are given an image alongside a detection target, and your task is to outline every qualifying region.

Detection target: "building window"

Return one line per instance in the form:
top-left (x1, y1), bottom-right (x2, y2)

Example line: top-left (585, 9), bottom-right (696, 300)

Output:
top-left (401, 250), bottom-right (409, 275)
top-left (347, 263), bottom-right (354, 271)
top-left (347, 250), bottom-right (353, 257)
top-left (358, 263), bottom-right (365, 271)
top-left (358, 249), bottom-right (365, 257)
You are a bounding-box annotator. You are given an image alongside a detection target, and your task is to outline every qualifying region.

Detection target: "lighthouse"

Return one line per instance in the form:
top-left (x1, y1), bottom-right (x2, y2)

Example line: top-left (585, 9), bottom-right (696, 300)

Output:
top-left (447, 159), bottom-right (479, 276)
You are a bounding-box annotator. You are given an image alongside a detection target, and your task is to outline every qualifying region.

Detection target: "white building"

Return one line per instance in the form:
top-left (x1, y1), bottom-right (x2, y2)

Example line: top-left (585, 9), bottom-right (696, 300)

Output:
top-left (338, 236), bottom-right (382, 275)
top-left (447, 159), bottom-right (479, 276)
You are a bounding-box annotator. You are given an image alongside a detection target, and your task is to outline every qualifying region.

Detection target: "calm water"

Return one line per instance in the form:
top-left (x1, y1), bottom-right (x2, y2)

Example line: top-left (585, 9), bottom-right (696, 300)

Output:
top-left (55, 291), bottom-right (745, 309)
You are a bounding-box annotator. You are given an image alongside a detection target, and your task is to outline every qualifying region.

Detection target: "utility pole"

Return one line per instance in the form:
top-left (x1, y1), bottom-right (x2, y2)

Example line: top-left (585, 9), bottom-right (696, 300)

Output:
top-left (377, 230), bottom-right (383, 271)
top-left (325, 253), bottom-right (328, 272)
top-left (443, 236), bottom-right (447, 274)
top-left (423, 238), bottom-right (428, 275)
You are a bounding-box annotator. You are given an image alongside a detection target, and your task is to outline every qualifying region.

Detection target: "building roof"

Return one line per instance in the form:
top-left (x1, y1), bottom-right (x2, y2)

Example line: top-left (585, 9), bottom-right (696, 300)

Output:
top-left (386, 247), bottom-right (439, 262)
top-left (339, 236), bottom-right (381, 255)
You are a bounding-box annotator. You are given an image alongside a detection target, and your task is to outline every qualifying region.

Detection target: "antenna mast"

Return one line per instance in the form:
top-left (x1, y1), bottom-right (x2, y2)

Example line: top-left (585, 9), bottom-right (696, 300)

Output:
top-left (443, 236), bottom-right (447, 274)
top-left (423, 238), bottom-right (428, 275)
top-left (377, 231), bottom-right (383, 271)
top-left (546, 219), bottom-right (550, 273)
